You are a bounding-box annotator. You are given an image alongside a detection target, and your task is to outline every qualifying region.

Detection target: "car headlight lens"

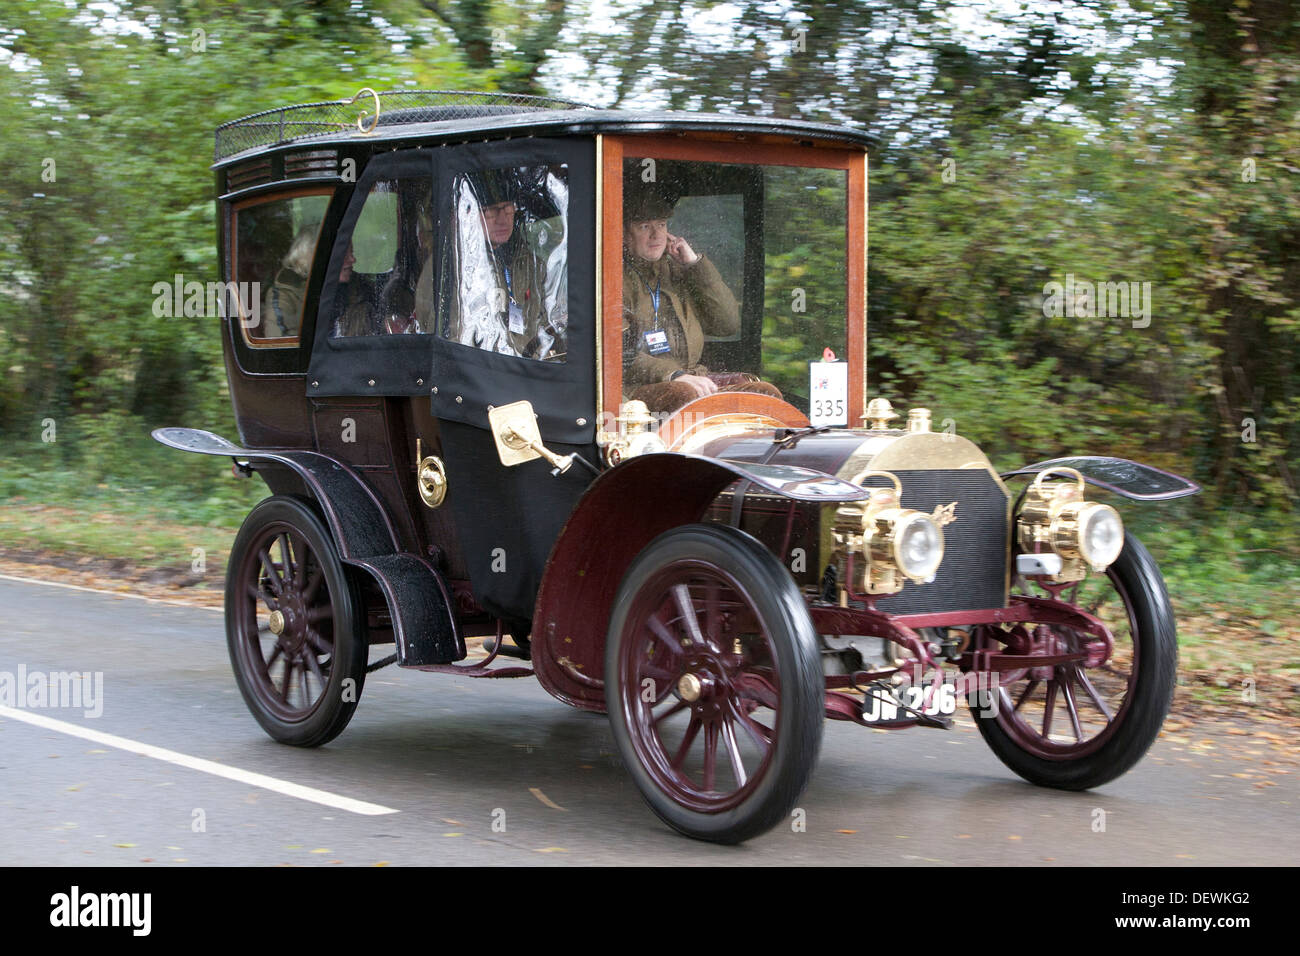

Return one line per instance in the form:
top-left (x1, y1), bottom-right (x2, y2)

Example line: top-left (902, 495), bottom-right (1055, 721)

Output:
top-left (1078, 503), bottom-right (1124, 570)
top-left (834, 470), bottom-right (947, 595)
top-left (894, 513), bottom-right (944, 582)
top-left (1019, 468), bottom-right (1126, 578)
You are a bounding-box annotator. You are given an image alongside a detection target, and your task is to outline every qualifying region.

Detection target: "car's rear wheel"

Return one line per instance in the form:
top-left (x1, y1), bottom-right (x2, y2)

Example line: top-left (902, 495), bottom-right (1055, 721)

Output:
top-left (606, 524), bottom-right (823, 844)
top-left (226, 496), bottom-right (367, 747)
top-left (968, 531), bottom-right (1177, 789)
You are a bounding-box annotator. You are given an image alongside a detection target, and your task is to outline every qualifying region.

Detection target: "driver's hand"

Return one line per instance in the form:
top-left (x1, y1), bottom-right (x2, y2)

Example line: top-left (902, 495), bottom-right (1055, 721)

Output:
top-left (666, 233), bottom-right (700, 266)
top-left (673, 373), bottom-right (718, 398)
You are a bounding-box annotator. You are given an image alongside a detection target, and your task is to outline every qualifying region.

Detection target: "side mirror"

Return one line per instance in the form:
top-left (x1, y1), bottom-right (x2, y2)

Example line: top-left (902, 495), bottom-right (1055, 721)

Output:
top-left (488, 400), bottom-right (577, 474)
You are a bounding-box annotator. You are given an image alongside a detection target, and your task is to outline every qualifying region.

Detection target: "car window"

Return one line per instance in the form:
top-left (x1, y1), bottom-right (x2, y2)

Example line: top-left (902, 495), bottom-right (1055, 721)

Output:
top-left (620, 157), bottom-right (847, 416)
top-left (233, 193), bottom-right (331, 346)
top-left (352, 188), bottom-right (399, 274)
top-left (330, 176), bottom-right (434, 338)
top-left (439, 163), bottom-right (569, 362)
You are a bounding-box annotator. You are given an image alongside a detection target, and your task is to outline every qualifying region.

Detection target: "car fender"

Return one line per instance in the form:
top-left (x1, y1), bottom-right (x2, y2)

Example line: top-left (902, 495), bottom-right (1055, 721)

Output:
top-left (1000, 455), bottom-right (1201, 501)
top-left (530, 452), bottom-right (867, 711)
top-left (151, 427), bottom-right (462, 665)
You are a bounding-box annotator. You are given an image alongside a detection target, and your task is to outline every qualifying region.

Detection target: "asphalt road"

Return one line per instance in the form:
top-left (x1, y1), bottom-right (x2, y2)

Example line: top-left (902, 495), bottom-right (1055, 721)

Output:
top-left (0, 576), bottom-right (1295, 866)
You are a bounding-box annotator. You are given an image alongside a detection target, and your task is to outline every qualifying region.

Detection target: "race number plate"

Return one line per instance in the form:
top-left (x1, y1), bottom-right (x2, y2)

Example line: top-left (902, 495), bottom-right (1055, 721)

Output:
top-left (809, 360), bottom-right (847, 426)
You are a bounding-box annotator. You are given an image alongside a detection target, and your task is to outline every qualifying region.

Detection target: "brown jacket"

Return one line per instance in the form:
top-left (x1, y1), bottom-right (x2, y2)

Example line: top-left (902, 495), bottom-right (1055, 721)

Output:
top-left (622, 254), bottom-right (740, 388)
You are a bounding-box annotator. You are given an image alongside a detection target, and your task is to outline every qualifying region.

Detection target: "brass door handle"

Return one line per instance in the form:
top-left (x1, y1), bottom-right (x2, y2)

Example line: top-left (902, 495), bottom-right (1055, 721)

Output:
top-left (415, 437), bottom-right (447, 508)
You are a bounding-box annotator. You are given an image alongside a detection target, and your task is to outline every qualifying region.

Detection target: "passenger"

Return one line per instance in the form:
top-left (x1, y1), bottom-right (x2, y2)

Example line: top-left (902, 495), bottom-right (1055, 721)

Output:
top-left (622, 187), bottom-right (780, 413)
top-left (412, 205), bottom-right (436, 333)
top-left (447, 168), bottom-right (562, 360)
top-left (262, 227), bottom-right (317, 337)
top-left (331, 244), bottom-right (374, 338)
top-left (376, 195), bottom-right (434, 335)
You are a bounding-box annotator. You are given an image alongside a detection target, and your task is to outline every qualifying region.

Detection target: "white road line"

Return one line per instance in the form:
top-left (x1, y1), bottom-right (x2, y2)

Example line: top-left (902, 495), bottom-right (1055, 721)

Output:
top-left (0, 705), bottom-right (399, 816)
top-left (0, 572), bottom-right (223, 610)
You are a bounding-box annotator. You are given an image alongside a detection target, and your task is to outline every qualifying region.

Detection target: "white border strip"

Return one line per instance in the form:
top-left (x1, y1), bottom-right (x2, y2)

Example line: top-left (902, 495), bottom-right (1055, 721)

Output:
top-left (0, 705), bottom-right (398, 816)
top-left (0, 572), bottom-right (223, 610)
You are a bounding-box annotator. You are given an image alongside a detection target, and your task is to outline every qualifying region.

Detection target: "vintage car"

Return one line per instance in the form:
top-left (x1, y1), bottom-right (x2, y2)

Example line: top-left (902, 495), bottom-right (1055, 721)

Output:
top-left (154, 90), bottom-right (1200, 844)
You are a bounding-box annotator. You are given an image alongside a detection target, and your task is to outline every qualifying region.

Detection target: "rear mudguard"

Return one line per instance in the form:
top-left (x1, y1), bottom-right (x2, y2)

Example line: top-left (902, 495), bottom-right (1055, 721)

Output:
top-left (1001, 455), bottom-right (1200, 501)
top-left (530, 452), bottom-right (868, 712)
top-left (151, 427), bottom-right (462, 666)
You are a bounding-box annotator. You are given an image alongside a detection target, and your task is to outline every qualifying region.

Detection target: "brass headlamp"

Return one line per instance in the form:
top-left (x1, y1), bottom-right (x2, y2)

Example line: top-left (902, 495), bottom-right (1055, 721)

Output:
top-left (833, 470), bottom-right (946, 596)
top-left (1016, 467), bottom-right (1124, 581)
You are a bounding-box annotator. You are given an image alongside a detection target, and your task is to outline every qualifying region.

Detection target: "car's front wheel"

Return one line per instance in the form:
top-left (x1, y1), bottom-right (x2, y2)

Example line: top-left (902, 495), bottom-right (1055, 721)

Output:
top-left (968, 531), bottom-right (1177, 790)
top-left (606, 524), bottom-right (823, 844)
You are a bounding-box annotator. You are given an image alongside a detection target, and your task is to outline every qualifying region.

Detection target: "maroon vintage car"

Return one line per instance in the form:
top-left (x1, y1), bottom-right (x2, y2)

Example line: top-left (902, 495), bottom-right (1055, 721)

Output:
top-left (154, 90), bottom-right (1199, 843)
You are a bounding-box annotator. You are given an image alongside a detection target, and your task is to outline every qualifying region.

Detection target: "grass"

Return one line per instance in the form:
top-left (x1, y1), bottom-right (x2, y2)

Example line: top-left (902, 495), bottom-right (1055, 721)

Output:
top-left (1117, 504), bottom-right (1300, 718)
top-left (0, 446), bottom-right (263, 589)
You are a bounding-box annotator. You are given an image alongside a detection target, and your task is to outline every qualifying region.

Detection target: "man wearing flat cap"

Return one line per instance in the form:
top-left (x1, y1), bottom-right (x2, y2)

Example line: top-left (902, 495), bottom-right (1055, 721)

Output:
top-left (622, 183), bottom-right (780, 412)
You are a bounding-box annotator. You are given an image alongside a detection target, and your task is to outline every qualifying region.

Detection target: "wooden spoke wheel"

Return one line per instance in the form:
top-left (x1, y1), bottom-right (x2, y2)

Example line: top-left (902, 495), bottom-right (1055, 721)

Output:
top-left (225, 497), bottom-right (367, 747)
top-left (969, 531), bottom-right (1177, 789)
top-left (606, 524), bottom-right (823, 844)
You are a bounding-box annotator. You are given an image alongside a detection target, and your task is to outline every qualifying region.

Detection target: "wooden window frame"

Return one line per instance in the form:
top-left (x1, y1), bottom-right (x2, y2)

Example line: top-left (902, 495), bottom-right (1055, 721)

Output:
top-left (231, 185), bottom-right (336, 350)
top-left (598, 134), bottom-right (867, 424)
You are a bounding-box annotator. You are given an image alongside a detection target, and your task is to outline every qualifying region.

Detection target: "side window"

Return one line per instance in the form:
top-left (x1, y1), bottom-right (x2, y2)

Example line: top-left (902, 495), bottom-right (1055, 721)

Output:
top-left (331, 176), bottom-right (434, 338)
top-left (440, 164), bottom-right (569, 362)
top-left (234, 193), bottom-right (330, 345)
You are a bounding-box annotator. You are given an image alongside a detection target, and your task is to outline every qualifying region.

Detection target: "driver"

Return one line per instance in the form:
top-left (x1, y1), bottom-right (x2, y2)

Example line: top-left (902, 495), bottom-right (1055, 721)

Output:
top-left (621, 185), bottom-right (780, 413)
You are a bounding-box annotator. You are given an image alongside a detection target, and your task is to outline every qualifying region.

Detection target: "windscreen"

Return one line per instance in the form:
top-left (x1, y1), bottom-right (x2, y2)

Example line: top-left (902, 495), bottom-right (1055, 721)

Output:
top-left (620, 156), bottom-right (848, 421)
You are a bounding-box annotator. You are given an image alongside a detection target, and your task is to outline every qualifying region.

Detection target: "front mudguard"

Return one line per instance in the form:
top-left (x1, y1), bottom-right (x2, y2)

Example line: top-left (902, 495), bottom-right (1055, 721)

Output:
top-left (530, 453), bottom-right (867, 712)
top-left (1000, 455), bottom-right (1200, 501)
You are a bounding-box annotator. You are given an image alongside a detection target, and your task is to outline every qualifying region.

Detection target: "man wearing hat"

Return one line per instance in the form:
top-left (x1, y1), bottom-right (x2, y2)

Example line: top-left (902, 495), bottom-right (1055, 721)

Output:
top-left (622, 184), bottom-right (780, 412)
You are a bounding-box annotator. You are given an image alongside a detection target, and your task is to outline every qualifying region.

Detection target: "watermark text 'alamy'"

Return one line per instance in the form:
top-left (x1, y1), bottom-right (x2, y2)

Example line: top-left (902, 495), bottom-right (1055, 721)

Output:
top-left (1043, 274), bottom-right (1151, 328)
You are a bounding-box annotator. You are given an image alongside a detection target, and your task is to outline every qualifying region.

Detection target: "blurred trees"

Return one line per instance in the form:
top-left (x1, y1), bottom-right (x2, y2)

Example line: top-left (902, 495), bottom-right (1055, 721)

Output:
top-left (0, 0), bottom-right (1295, 516)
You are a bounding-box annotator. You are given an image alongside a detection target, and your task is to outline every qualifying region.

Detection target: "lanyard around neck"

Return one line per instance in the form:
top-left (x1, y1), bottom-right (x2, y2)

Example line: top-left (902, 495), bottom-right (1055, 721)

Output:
top-left (500, 260), bottom-right (515, 305)
top-left (640, 271), bottom-right (661, 328)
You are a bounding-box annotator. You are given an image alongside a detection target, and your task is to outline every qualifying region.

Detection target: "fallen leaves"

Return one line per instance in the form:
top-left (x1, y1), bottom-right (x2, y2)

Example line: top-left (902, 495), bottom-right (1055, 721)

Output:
top-left (529, 787), bottom-right (566, 811)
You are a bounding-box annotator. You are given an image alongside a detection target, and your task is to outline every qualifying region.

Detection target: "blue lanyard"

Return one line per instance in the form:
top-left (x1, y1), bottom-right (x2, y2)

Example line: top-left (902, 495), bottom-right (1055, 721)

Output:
top-left (642, 274), bottom-right (661, 327)
top-left (501, 263), bottom-right (515, 304)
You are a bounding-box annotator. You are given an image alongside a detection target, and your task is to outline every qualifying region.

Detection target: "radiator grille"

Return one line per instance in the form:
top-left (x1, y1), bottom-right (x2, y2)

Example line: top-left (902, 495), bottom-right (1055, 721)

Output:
top-left (873, 469), bottom-right (1009, 615)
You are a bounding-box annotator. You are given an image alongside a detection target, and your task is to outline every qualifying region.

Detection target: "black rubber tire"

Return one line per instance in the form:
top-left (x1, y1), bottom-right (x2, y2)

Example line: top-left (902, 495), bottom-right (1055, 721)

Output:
top-left (225, 496), bottom-right (368, 748)
top-left (971, 532), bottom-right (1178, 790)
top-left (605, 523), bottom-right (823, 844)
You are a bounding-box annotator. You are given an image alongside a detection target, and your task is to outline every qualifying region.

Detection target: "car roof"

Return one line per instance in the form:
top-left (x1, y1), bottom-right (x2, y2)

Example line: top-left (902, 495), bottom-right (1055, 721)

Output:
top-left (213, 90), bottom-right (876, 167)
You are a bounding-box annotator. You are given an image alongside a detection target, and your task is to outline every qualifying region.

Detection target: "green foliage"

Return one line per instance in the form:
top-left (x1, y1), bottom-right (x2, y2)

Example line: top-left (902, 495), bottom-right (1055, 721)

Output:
top-left (1125, 501), bottom-right (1300, 637)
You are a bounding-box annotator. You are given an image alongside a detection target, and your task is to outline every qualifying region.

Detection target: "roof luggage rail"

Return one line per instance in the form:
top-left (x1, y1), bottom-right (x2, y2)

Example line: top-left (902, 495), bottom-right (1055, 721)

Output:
top-left (214, 88), bottom-right (591, 161)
